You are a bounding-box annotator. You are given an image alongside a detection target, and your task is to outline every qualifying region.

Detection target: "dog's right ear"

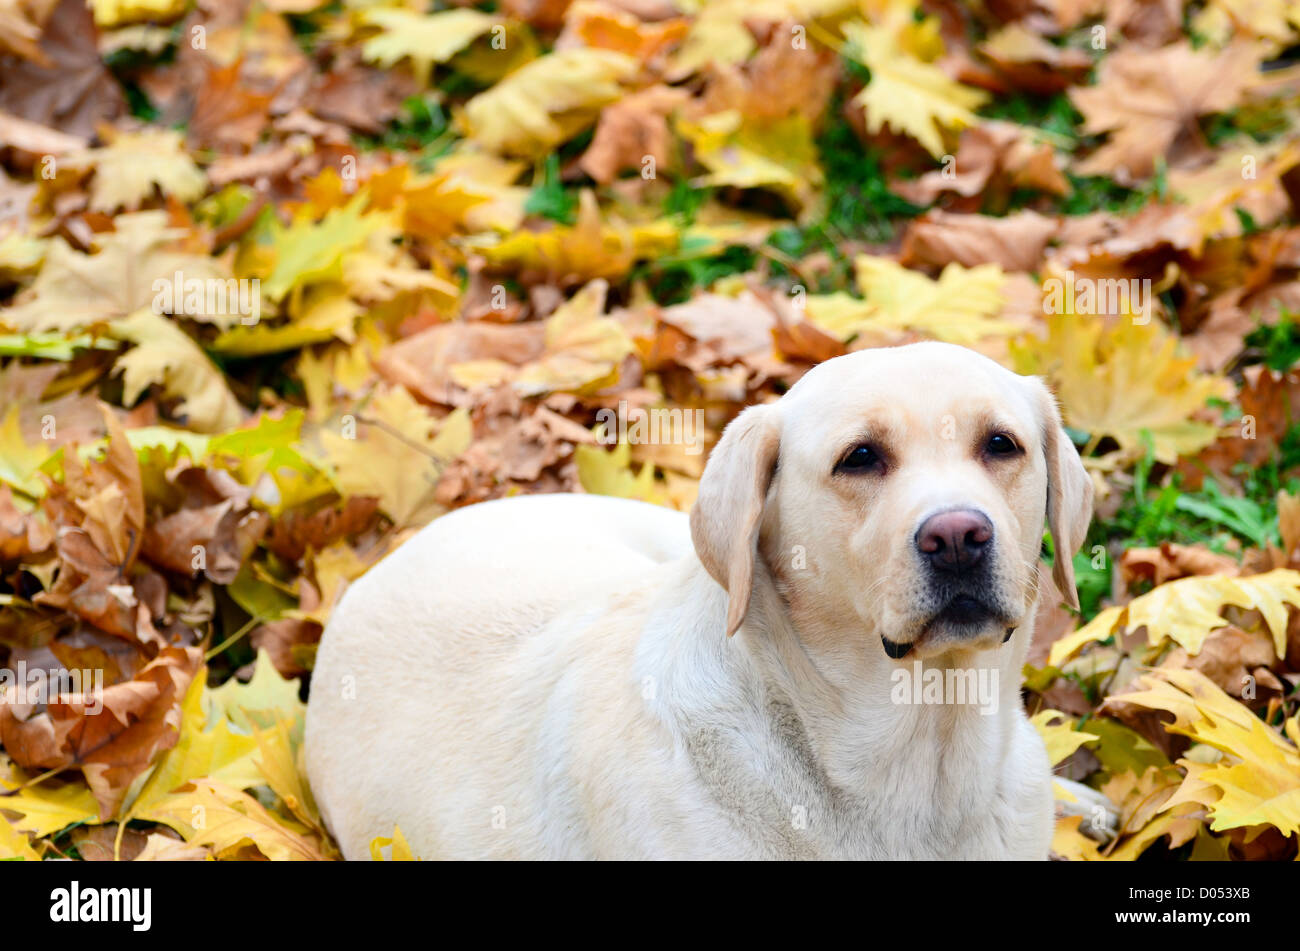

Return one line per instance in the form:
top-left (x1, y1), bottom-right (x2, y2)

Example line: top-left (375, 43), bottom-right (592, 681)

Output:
top-left (1035, 383), bottom-right (1094, 611)
top-left (690, 403), bottom-right (781, 638)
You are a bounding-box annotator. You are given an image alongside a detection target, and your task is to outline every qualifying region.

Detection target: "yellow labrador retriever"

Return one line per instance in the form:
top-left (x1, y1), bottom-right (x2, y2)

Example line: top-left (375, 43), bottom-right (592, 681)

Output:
top-left (304, 341), bottom-right (1093, 859)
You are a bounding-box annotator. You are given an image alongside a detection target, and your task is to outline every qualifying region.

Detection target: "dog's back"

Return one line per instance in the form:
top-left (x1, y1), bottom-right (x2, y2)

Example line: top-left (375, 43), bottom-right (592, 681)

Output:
top-left (304, 494), bottom-right (690, 858)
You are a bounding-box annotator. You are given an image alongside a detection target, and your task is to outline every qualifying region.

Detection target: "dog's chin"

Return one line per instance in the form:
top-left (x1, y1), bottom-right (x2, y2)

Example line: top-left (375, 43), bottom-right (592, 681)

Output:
top-left (880, 595), bottom-right (1018, 660)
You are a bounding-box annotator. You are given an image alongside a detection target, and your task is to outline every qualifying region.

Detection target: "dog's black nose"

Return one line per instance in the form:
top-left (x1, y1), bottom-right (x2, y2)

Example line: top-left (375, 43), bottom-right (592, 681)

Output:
top-left (916, 510), bottom-right (993, 572)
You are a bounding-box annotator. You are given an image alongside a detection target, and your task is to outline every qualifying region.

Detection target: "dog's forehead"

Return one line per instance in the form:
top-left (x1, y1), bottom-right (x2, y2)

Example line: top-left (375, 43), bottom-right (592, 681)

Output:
top-left (779, 343), bottom-right (1039, 442)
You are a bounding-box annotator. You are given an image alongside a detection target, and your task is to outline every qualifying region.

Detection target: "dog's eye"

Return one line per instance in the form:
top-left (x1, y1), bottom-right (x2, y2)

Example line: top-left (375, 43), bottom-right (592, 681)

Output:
top-left (986, 433), bottom-right (1020, 456)
top-left (836, 444), bottom-right (881, 473)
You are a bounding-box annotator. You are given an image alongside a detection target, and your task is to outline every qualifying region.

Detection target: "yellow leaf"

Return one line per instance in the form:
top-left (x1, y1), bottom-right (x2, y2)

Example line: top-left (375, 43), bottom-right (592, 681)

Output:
top-left (320, 387), bottom-right (469, 526)
top-left (474, 190), bottom-right (677, 283)
top-left (1054, 569), bottom-right (1300, 662)
top-left (1030, 710), bottom-right (1100, 766)
top-left (123, 671), bottom-right (262, 839)
top-left (1048, 605), bottom-right (1124, 667)
top-left (1011, 314), bottom-right (1232, 464)
top-left (576, 437), bottom-right (670, 506)
top-left (513, 280), bottom-right (634, 397)
top-left (679, 111), bottom-right (823, 218)
top-left (212, 285), bottom-right (360, 356)
top-left (207, 648), bottom-right (306, 734)
top-left (845, 20), bottom-right (987, 158)
top-left (111, 309), bottom-right (245, 433)
top-left (1051, 814), bottom-right (1102, 860)
top-left (0, 816), bottom-right (38, 860)
top-left (807, 258), bottom-right (1011, 345)
top-left (264, 195), bottom-right (389, 302)
top-left (1, 755), bottom-right (99, 838)
top-left (253, 718), bottom-right (326, 838)
top-left (462, 49), bottom-right (639, 157)
top-left (3, 212), bottom-right (230, 332)
top-left (0, 405), bottom-right (52, 499)
top-left (67, 128), bottom-right (205, 212)
top-left (140, 778), bottom-right (327, 861)
top-left (1113, 668), bottom-right (1300, 837)
top-left (360, 7), bottom-right (495, 83)
top-left (90, 0), bottom-right (188, 27)
top-left (370, 824), bottom-right (419, 860)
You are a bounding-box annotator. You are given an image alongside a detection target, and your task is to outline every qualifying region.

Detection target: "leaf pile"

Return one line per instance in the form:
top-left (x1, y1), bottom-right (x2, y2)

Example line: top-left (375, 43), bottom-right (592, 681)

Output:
top-left (0, 0), bottom-right (1299, 860)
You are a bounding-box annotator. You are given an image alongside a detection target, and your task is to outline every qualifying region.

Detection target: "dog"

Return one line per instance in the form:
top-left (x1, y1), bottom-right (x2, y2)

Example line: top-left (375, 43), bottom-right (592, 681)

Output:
top-left (303, 341), bottom-right (1094, 859)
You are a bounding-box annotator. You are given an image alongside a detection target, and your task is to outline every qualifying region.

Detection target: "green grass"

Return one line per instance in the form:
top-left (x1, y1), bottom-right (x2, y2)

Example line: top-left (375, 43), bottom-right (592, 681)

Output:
top-left (525, 153), bottom-right (577, 225)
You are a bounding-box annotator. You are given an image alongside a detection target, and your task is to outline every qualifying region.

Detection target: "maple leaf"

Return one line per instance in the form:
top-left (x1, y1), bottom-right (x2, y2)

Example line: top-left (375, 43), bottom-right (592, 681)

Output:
top-left (1029, 710), bottom-right (1100, 766)
top-left (461, 48), bottom-right (639, 157)
top-left (1069, 41), bottom-right (1262, 182)
top-left (1167, 138), bottom-right (1300, 253)
top-left (1052, 568), bottom-right (1300, 663)
top-left (563, 1), bottom-right (689, 62)
top-left (120, 671), bottom-right (262, 829)
top-left (111, 310), bottom-right (245, 433)
top-left (806, 257), bottom-right (1012, 345)
top-left (319, 386), bottom-right (471, 526)
top-left (473, 189), bottom-right (678, 283)
top-left (251, 717), bottom-right (327, 840)
top-left (576, 437), bottom-right (671, 507)
top-left (1010, 314), bottom-right (1232, 464)
top-left (0, 0), bottom-right (124, 138)
top-left (66, 128), bottom-right (206, 212)
top-left (0, 645), bottom-right (203, 819)
top-left (512, 279), bottom-right (635, 396)
top-left (89, 0), bottom-right (187, 28)
top-left (263, 195), bottom-right (390, 302)
top-left (679, 111), bottom-right (823, 219)
top-left (211, 285), bottom-right (360, 356)
top-left (0, 405), bottom-right (52, 498)
top-left (138, 777), bottom-right (328, 860)
top-left (1111, 668), bottom-right (1300, 837)
top-left (845, 20), bottom-right (988, 158)
top-left (0, 815), bottom-right (38, 859)
top-left (1, 755), bottom-right (100, 838)
top-left (360, 7), bottom-right (496, 83)
top-left (2, 212), bottom-right (232, 332)
top-left (206, 649), bottom-right (305, 734)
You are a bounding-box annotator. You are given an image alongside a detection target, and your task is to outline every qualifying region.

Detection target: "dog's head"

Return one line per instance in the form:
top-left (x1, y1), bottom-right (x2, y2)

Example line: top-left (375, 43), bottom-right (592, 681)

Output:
top-left (690, 341), bottom-right (1092, 659)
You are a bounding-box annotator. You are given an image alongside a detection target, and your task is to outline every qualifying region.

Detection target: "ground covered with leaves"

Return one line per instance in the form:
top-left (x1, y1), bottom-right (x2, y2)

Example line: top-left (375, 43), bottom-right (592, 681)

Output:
top-left (0, 0), bottom-right (1299, 861)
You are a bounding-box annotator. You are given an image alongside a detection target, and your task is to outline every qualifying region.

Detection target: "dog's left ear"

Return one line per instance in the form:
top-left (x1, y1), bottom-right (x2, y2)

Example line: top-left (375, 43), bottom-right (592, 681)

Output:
top-left (1035, 383), bottom-right (1093, 610)
top-left (690, 403), bottom-right (781, 637)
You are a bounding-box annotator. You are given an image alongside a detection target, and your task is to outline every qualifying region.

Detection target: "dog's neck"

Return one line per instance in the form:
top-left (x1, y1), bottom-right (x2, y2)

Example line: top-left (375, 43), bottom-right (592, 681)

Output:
top-left (671, 558), bottom-right (1033, 817)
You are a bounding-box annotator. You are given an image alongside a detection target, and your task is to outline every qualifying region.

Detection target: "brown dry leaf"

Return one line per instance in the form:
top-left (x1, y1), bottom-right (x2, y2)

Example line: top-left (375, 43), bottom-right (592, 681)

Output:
top-left (1162, 625), bottom-right (1278, 698)
top-left (559, 0), bottom-right (689, 64)
top-left (187, 58), bottom-right (275, 152)
top-left (900, 209), bottom-right (1058, 272)
top-left (0, 0), bottom-right (124, 138)
top-left (979, 23), bottom-right (1093, 94)
top-left (893, 121), bottom-right (1069, 205)
top-left (0, 644), bottom-right (203, 818)
top-left (69, 822), bottom-right (148, 860)
top-left (579, 85), bottom-right (690, 184)
top-left (141, 467), bottom-right (269, 585)
top-left (1121, 543), bottom-right (1241, 588)
top-left (377, 321), bottom-right (546, 406)
top-left (1192, 365), bottom-right (1300, 483)
top-left (1069, 41), bottom-right (1262, 182)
